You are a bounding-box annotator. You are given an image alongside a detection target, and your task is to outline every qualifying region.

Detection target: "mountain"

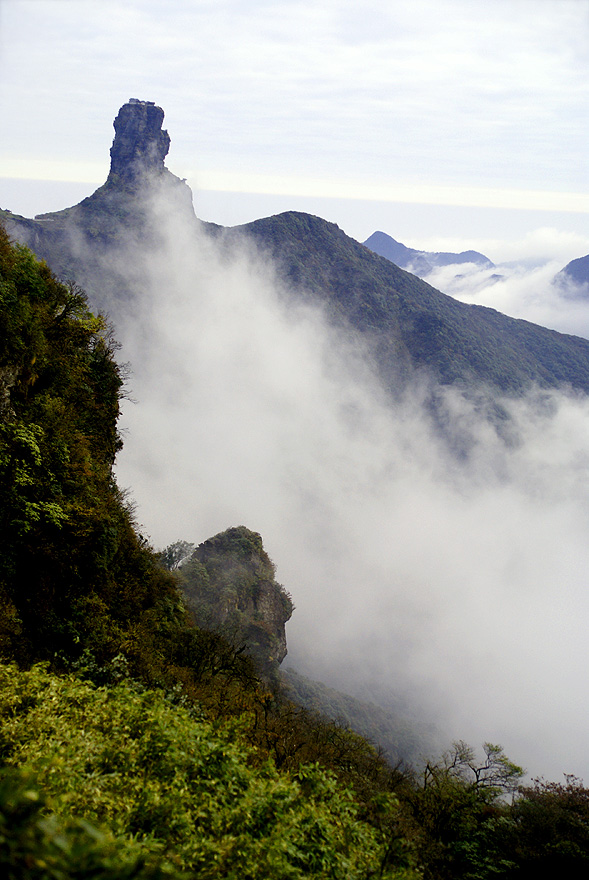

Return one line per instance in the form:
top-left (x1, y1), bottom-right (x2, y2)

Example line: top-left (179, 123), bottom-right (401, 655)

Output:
top-left (233, 211), bottom-right (589, 394)
top-left (363, 229), bottom-right (494, 276)
top-left (555, 253), bottom-right (589, 294)
top-left (5, 99), bottom-right (589, 399)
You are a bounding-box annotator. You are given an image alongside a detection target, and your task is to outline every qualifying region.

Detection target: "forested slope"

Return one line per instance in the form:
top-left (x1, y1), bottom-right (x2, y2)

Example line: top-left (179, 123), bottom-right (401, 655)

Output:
top-left (3, 219), bottom-right (589, 878)
top-left (0, 225), bottom-right (423, 878)
top-left (235, 211), bottom-right (589, 394)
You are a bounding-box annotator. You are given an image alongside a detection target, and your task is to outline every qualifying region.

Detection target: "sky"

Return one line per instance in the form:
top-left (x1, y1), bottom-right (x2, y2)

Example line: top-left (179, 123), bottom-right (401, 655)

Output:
top-left (2, 0), bottom-right (589, 261)
top-left (3, 0), bottom-right (589, 780)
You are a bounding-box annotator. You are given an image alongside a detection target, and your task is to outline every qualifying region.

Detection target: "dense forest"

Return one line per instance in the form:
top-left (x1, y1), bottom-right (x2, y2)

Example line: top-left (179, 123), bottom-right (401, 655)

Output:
top-left (1, 223), bottom-right (589, 878)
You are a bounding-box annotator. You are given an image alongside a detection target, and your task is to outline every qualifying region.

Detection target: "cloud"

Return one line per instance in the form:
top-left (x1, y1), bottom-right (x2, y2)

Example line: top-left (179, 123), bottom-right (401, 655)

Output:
top-left (416, 226), bottom-right (589, 266)
top-left (416, 231), bottom-right (589, 340)
top-left (3, 0), bottom-right (589, 201)
top-left (95, 189), bottom-right (589, 783)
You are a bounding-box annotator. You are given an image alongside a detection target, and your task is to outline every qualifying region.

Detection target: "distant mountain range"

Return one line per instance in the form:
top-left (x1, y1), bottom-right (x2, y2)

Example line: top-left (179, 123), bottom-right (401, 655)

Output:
top-left (4, 100), bottom-right (589, 401)
top-left (363, 229), bottom-right (494, 276)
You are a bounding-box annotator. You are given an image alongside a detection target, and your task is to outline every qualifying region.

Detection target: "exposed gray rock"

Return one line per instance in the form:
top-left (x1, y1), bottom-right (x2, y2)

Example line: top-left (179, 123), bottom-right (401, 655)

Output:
top-left (109, 99), bottom-right (171, 183)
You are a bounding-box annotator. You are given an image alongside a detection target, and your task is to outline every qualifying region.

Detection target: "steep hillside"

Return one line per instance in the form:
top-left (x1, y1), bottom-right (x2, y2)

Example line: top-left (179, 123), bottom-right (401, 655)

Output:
top-left (234, 211), bottom-right (589, 394)
top-left (0, 223), bottom-right (258, 696)
top-left (0, 226), bottom-right (430, 879)
top-left (282, 668), bottom-right (434, 767)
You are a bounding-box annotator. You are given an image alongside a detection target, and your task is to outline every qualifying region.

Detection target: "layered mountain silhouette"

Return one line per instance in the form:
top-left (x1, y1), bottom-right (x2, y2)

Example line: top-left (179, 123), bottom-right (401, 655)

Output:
top-left (555, 253), bottom-right (589, 294)
top-left (4, 99), bottom-right (589, 396)
top-left (363, 229), bottom-right (494, 276)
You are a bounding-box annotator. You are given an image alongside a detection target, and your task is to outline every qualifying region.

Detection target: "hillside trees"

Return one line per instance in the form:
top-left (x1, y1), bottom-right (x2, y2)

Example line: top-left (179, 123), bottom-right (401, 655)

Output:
top-left (0, 225), bottom-right (424, 877)
top-left (0, 226), bottom-right (251, 693)
top-left (403, 742), bottom-right (524, 880)
top-left (0, 661), bottom-right (420, 880)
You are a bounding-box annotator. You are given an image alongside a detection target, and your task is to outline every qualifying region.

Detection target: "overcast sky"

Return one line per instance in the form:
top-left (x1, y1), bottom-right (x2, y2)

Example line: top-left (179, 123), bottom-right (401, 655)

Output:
top-left (1, 0), bottom-right (589, 257)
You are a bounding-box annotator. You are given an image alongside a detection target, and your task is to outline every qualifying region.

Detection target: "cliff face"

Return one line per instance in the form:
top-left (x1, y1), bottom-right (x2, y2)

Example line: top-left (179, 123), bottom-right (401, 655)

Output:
top-left (178, 527), bottom-right (294, 682)
top-left (109, 99), bottom-right (171, 182)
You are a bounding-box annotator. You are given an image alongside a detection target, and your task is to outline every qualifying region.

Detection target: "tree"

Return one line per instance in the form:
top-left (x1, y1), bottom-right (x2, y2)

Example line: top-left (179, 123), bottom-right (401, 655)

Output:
top-left (158, 540), bottom-right (194, 571)
top-left (426, 741), bottom-right (524, 798)
top-left (498, 775), bottom-right (589, 879)
top-left (405, 742), bottom-right (524, 880)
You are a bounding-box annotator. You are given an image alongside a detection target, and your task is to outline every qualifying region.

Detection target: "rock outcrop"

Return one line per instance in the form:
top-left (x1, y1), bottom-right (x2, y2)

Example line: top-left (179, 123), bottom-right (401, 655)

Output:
top-left (178, 526), bottom-right (294, 683)
top-left (1, 99), bottom-right (199, 315)
top-left (109, 99), bottom-right (171, 183)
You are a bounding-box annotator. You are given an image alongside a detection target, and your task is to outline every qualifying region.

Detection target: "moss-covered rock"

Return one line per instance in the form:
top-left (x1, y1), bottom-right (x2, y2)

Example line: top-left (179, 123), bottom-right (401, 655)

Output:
top-left (178, 526), bottom-right (294, 682)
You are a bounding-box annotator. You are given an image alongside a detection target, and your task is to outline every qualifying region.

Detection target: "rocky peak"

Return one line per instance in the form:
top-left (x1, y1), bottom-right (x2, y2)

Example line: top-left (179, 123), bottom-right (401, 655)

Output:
top-left (178, 526), bottom-right (294, 683)
top-left (108, 99), bottom-right (171, 182)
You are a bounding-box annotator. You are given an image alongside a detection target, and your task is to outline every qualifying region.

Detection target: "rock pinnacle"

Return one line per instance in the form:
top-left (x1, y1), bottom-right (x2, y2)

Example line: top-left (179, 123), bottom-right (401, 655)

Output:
top-left (109, 99), bottom-right (171, 182)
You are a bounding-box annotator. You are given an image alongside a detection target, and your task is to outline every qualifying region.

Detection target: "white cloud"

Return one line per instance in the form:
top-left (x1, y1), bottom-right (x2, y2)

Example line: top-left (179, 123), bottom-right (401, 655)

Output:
top-left (415, 230), bottom-right (589, 340)
top-left (414, 227), bottom-right (589, 265)
top-left (85, 188), bottom-right (589, 782)
top-left (2, 0), bottom-right (589, 200)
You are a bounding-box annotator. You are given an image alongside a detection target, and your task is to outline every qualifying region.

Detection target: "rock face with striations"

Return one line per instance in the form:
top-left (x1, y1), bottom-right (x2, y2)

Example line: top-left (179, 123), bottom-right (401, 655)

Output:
top-left (109, 99), bottom-right (171, 183)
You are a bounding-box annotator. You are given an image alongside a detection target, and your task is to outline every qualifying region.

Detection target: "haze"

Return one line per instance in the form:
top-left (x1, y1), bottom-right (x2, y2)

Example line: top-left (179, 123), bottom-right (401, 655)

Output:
top-left (94, 190), bottom-right (589, 784)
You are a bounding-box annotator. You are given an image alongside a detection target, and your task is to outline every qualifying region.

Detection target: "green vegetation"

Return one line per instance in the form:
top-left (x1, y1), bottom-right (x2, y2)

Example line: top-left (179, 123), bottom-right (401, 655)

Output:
top-left (0, 225), bottom-right (418, 877)
top-left (0, 663), bottom-right (399, 880)
top-left (237, 211), bottom-right (589, 394)
top-left (2, 223), bottom-right (589, 879)
top-left (281, 668), bottom-right (433, 768)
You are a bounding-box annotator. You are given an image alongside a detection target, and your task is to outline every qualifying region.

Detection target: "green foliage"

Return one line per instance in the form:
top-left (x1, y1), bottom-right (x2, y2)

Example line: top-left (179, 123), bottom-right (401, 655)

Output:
top-left (493, 775), bottom-right (589, 879)
top-left (0, 767), bottom-right (178, 880)
top-left (0, 662), bottom-right (415, 879)
top-left (403, 742), bottom-right (524, 880)
top-left (0, 227), bottom-right (198, 678)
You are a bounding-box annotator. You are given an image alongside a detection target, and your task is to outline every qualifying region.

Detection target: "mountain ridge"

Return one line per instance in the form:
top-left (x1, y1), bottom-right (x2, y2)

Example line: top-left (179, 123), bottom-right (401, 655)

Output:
top-left (4, 100), bottom-right (589, 399)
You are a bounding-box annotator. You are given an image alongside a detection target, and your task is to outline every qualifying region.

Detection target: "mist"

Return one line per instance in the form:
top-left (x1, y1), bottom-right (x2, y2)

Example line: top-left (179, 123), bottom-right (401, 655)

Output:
top-left (417, 227), bottom-right (589, 340)
top-left (103, 196), bottom-right (589, 783)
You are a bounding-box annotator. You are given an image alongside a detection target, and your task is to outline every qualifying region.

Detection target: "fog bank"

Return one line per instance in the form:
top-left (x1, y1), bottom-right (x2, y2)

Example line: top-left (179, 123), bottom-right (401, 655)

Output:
top-left (108, 198), bottom-right (589, 782)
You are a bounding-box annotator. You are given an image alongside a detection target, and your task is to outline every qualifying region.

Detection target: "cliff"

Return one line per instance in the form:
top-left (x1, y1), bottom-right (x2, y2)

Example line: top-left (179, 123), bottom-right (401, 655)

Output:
top-left (178, 526), bottom-right (294, 683)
